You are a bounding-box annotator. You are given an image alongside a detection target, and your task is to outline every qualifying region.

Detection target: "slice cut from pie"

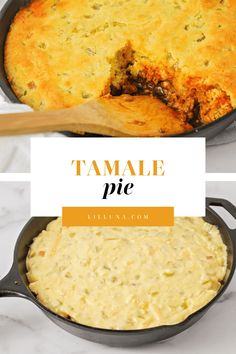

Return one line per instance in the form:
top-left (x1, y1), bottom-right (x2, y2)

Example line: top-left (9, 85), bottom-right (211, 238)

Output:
top-left (107, 43), bottom-right (233, 125)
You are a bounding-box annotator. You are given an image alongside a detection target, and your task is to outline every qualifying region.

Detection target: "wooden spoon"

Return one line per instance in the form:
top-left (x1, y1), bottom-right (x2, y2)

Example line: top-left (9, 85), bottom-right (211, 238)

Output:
top-left (0, 95), bottom-right (192, 137)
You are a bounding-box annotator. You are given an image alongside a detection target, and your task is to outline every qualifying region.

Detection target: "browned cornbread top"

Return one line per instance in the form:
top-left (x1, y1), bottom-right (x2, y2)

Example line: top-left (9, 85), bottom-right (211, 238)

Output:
top-left (4, 0), bottom-right (236, 124)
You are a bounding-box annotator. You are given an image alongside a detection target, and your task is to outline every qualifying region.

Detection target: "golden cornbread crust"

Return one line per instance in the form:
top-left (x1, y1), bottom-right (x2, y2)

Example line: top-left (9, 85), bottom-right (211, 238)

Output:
top-left (4, 0), bottom-right (236, 129)
top-left (26, 218), bottom-right (227, 330)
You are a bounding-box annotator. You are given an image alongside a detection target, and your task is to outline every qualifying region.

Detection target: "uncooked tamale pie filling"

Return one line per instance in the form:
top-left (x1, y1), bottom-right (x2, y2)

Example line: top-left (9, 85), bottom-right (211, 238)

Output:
top-left (26, 217), bottom-right (227, 330)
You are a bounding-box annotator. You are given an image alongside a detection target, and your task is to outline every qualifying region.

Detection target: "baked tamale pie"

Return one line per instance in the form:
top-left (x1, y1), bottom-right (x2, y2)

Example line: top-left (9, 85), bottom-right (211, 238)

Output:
top-left (26, 218), bottom-right (227, 330)
top-left (4, 0), bottom-right (235, 135)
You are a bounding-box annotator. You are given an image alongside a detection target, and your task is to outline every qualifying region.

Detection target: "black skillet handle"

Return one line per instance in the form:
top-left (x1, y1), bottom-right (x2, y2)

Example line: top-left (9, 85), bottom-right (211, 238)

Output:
top-left (206, 197), bottom-right (236, 239)
top-left (0, 265), bottom-right (29, 298)
top-left (206, 198), bottom-right (236, 222)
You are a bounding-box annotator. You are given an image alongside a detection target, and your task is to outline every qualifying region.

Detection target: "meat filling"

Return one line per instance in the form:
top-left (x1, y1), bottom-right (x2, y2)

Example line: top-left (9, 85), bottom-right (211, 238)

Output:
top-left (108, 44), bottom-right (233, 127)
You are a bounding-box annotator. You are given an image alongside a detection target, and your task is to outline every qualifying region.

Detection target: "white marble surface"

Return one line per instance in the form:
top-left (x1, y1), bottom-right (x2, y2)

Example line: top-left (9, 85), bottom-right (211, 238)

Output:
top-left (206, 140), bottom-right (236, 173)
top-left (0, 89), bottom-right (62, 172)
top-left (0, 182), bottom-right (235, 354)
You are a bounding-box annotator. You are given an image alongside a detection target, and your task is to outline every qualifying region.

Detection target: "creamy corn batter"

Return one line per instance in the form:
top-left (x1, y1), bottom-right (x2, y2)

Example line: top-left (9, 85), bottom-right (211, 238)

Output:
top-left (26, 217), bottom-right (227, 330)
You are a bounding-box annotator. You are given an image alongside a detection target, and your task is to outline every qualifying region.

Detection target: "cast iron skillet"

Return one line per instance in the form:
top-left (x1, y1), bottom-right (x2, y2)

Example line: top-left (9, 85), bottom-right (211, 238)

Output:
top-left (0, 197), bottom-right (235, 347)
top-left (1, 0), bottom-right (236, 140)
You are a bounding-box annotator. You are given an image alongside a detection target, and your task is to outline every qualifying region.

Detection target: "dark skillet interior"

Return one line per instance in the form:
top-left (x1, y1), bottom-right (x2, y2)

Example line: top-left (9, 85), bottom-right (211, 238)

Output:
top-left (1, 0), bottom-right (236, 140)
top-left (9, 207), bottom-right (235, 347)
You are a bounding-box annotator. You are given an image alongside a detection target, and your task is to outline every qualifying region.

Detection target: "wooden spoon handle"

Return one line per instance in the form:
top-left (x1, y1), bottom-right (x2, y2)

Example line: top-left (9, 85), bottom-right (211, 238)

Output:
top-left (0, 95), bottom-right (191, 137)
top-left (0, 110), bottom-right (74, 135)
top-left (0, 96), bottom-right (135, 136)
top-left (0, 107), bottom-right (126, 136)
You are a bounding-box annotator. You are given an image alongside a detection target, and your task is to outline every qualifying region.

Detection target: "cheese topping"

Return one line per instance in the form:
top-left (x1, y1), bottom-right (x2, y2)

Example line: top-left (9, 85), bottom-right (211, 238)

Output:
top-left (26, 217), bottom-right (227, 330)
